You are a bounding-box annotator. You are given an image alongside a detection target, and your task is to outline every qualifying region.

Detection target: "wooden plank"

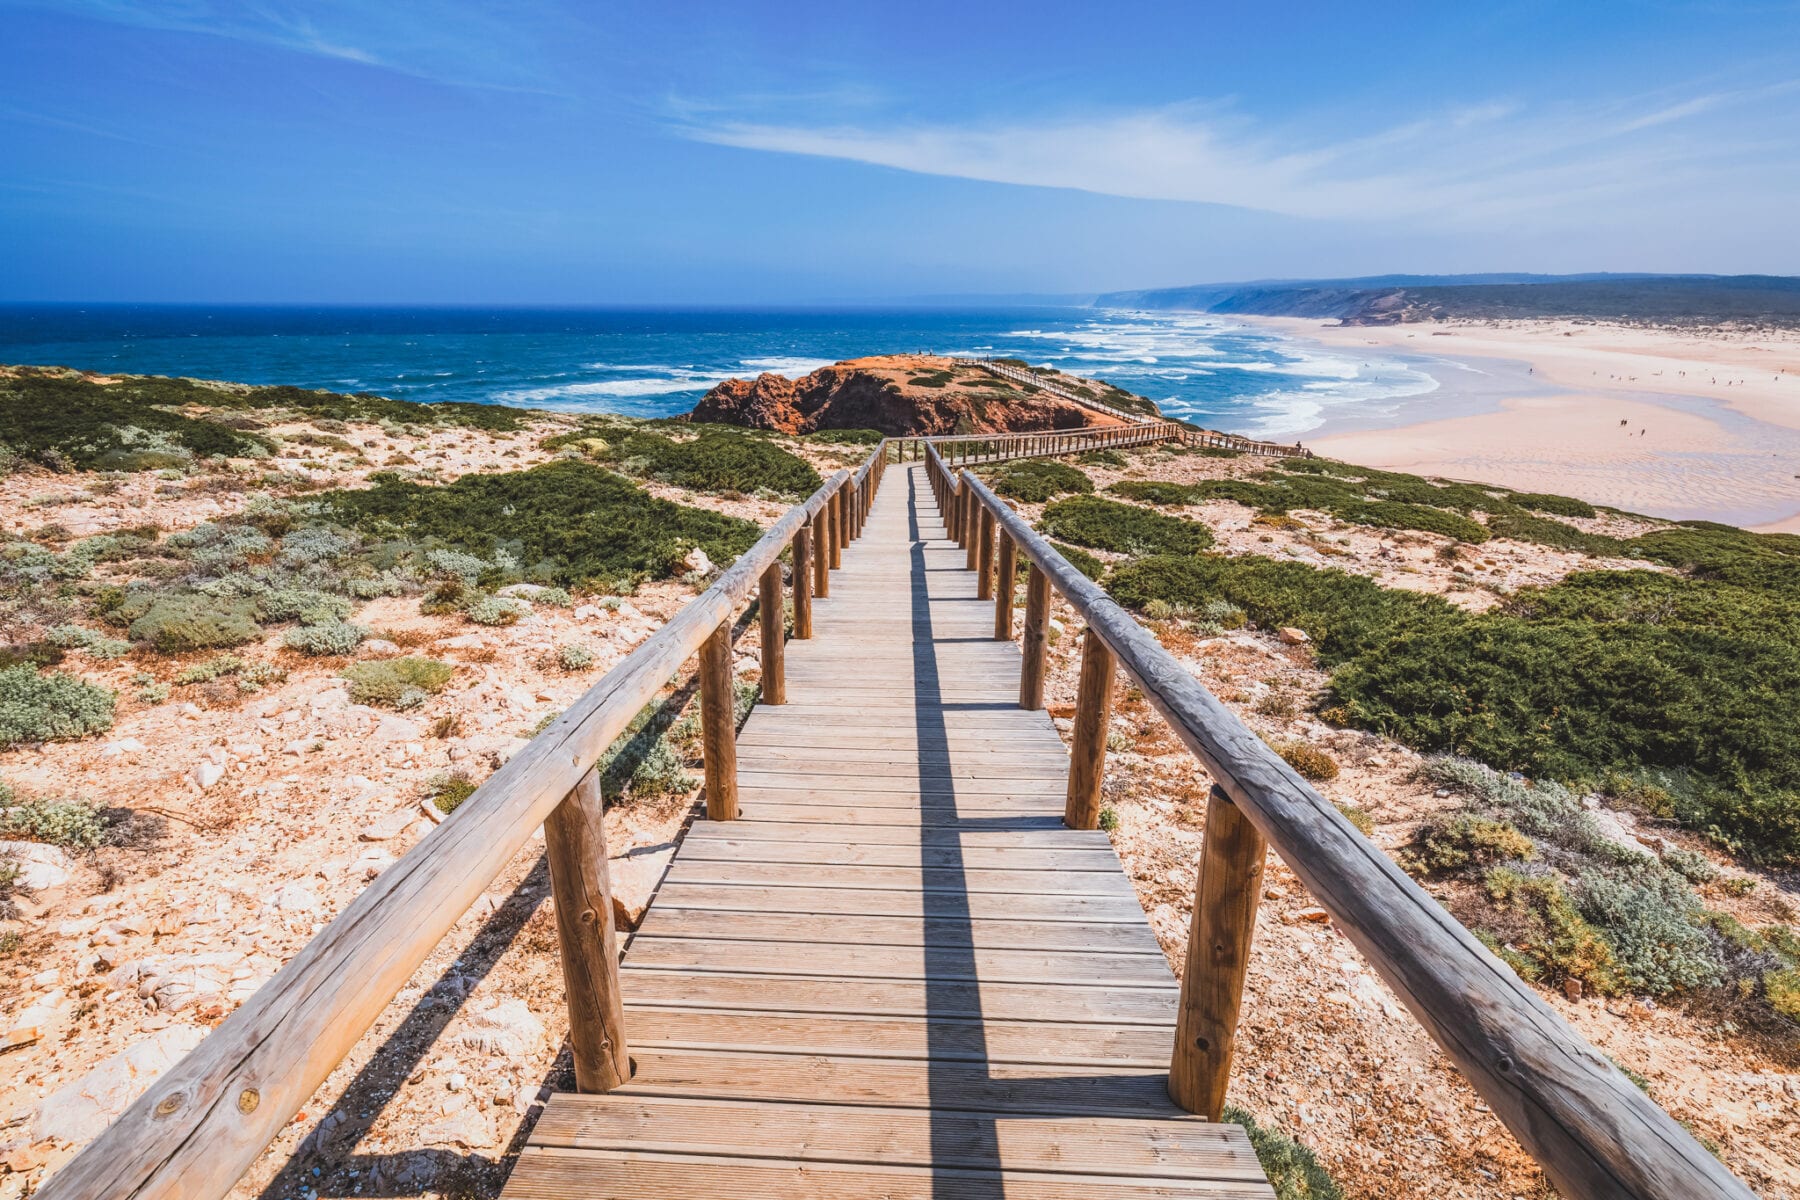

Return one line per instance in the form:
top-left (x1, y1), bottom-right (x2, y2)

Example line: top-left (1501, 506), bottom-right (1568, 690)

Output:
top-left (526, 1095), bottom-right (1266, 1181)
top-left (674, 837), bottom-right (1122, 871)
top-left (649, 882), bottom-right (1147, 922)
top-left (620, 1007), bottom-right (1175, 1067)
top-left (730, 803), bottom-right (1063, 826)
top-left (616, 971), bottom-right (1178, 1024)
top-left (626, 937), bottom-right (1171, 985)
top-left (505, 1147), bottom-right (1276, 1199)
top-left (632, 907), bottom-right (1164, 954)
top-left (613, 1048), bottom-right (1185, 1118)
top-left (658, 859), bottom-right (1140, 897)
top-left (680, 820), bottom-right (1109, 848)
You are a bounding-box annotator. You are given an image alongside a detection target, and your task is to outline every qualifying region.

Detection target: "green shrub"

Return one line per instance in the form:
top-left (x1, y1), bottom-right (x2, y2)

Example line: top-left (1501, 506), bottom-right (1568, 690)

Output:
top-left (124, 593), bottom-right (263, 652)
top-left (989, 459), bottom-right (1092, 503)
top-left (1406, 815), bottom-right (1536, 874)
top-left (1487, 511), bottom-right (1626, 555)
top-left (175, 654), bottom-right (244, 684)
top-left (564, 427), bottom-right (822, 498)
top-left (597, 692), bottom-right (696, 802)
top-left (801, 428), bottom-right (885, 445)
top-left (1040, 497), bottom-right (1212, 556)
top-left (556, 644), bottom-right (596, 671)
top-left (318, 462), bottom-right (760, 592)
top-left (466, 595), bottom-right (528, 626)
top-left (1221, 1106), bottom-right (1343, 1200)
top-left (0, 793), bottom-right (109, 848)
top-left (425, 770), bottom-right (478, 814)
top-left (1572, 864), bottom-right (1722, 994)
top-left (260, 588), bottom-right (354, 625)
top-left (0, 667), bottom-right (116, 747)
top-left (1511, 491), bottom-right (1598, 519)
top-left (1077, 449), bottom-right (1126, 467)
top-left (1767, 968), bottom-right (1800, 1020)
top-left (1484, 867), bottom-right (1623, 994)
top-left (342, 657), bottom-right (454, 709)
top-left (1334, 803), bottom-right (1375, 836)
top-left (1107, 480), bottom-right (1198, 506)
top-left (0, 372), bottom-right (269, 471)
top-left (1273, 740), bottom-right (1338, 782)
top-left (283, 621), bottom-right (367, 656)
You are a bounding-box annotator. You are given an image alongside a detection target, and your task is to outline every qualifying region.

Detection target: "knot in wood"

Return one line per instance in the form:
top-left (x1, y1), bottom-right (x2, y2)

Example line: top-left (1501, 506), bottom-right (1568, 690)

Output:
top-left (238, 1088), bottom-right (261, 1114)
top-left (153, 1093), bottom-right (183, 1117)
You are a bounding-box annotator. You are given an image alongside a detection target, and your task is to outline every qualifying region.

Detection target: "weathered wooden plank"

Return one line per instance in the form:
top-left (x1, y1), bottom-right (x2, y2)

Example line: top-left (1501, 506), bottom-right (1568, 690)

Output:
top-left (674, 836), bottom-right (1121, 871)
top-left (626, 936), bottom-right (1170, 984)
top-left (659, 859), bottom-right (1139, 897)
top-left (616, 971), bottom-right (1178, 1024)
top-left (613, 1048), bottom-right (1185, 1118)
top-left (648, 882), bottom-right (1147, 922)
top-left (505, 1148), bottom-right (1276, 1200)
top-left (619, 1007), bottom-right (1174, 1066)
top-left (527, 1095), bottom-right (1266, 1181)
top-left (680, 820), bottom-right (1109, 848)
top-left (631, 907), bottom-right (1164, 954)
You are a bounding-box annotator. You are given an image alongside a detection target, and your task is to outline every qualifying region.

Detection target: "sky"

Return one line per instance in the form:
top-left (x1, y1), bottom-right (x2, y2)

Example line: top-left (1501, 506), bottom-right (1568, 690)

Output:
top-left (2, 0), bottom-right (1798, 303)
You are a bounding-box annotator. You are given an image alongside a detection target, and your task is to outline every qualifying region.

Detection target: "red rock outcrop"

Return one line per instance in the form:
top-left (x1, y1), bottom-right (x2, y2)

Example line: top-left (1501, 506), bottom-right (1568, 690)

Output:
top-left (690, 355), bottom-right (1129, 436)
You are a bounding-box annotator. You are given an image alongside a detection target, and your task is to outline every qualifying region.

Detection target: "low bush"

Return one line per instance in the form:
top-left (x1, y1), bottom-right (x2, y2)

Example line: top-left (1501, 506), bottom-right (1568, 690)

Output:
top-left (801, 428), bottom-right (885, 445)
top-left (556, 644), bottom-right (596, 671)
top-left (1046, 542), bottom-right (1104, 581)
top-left (283, 621), bottom-right (367, 656)
top-left (466, 595), bottom-right (528, 626)
top-left (989, 459), bottom-right (1092, 503)
top-left (1077, 449), bottom-right (1126, 467)
top-left (0, 790), bottom-right (110, 848)
top-left (424, 770), bottom-right (478, 814)
top-left (1273, 740), bottom-right (1338, 782)
top-left (1039, 497), bottom-right (1212, 556)
top-left (123, 593), bottom-right (263, 652)
top-left (1222, 1106), bottom-right (1343, 1200)
top-left (1106, 480), bottom-right (1198, 506)
top-left (342, 657), bottom-right (454, 709)
top-left (260, 588), bottom-right (354, 626)
top-left (565, 427), bottom-right (822, 498)
top-left (1405, 815), bottom-right (1536, 874)
top-left (318, 462), bottom-right (761, 592)
top-left (1511, 491), bottom-right (1598, 519)
top-left (0, 371), bottom-right (269, 471)
top-left (0, 667), bottom-right (116, 747)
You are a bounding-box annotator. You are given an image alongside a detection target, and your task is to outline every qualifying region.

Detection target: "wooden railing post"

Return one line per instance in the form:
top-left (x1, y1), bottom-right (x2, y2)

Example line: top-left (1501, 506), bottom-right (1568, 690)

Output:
top-left (1064, 626), bottom-right (1115, 829)
top-left (792, 525), bottom-right (813, 638)
top-left (543, 769), bottom-right (630, 1092)
top-left (1019, 564), bottom-right (1051, 709)
top-left (976, 507), bottom-right (996, 600)
top-left (758, 563), bottom-right (785, 705)
top-left (1169, 784), bottom-right (1266, 1119)
top-left (814, 508), bottom-right (831, 598)
top-left (994, 530), bottom-right (1017, 639)
top-left (964, 489), bottom-right (981, 569)
top-left (829, 490), bottom-right (844, 568)
top-left (699, 622), bottom-right (738, 820)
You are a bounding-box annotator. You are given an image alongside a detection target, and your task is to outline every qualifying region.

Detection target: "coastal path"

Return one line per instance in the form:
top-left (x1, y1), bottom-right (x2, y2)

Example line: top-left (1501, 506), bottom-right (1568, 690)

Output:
top-left (43, 433), bottom-right (1751, 1200)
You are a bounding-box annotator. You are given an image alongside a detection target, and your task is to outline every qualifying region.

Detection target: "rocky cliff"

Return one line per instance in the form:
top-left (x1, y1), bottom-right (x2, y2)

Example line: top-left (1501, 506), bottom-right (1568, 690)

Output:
top-left (690, 355), bottom-right (1134, 436)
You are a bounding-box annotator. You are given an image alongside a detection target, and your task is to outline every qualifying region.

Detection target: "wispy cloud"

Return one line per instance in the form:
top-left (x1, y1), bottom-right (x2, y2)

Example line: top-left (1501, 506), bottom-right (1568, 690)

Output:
top-left (680, 80), bottom-right (1800, 227)
top-left (16, 0), bottom-right (554, 91)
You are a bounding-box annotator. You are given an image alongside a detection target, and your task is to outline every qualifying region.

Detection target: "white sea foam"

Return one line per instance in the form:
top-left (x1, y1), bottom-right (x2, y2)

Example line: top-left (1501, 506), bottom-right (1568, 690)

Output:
top-left (497, 370), bottom-right (734, 405)
top-left (739, 356), bottom-right (835, 375)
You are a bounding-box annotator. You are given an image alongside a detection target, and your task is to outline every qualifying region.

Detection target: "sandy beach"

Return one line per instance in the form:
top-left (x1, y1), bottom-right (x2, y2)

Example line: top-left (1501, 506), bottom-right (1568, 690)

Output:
top-left (1247, 316), bottom-right (1800, 531)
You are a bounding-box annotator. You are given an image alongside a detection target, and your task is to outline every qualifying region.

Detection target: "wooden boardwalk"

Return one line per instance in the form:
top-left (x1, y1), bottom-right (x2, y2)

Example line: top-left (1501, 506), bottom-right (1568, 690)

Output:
top-left (504, 465), bottom-right (1274, 1198)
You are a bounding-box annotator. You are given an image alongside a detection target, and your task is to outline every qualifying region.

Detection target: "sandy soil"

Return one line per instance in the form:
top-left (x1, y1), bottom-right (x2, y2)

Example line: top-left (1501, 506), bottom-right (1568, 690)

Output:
top-left (1247, 317), bottom-right (1800, 531)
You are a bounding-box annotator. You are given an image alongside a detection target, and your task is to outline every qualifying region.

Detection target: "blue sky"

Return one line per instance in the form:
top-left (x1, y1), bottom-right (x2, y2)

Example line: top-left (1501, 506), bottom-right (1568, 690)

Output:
top-left (3, 0), bottom-right (1798, 303)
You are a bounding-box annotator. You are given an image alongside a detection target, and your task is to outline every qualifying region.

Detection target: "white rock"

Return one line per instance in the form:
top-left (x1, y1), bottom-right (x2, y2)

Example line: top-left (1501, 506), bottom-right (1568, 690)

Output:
top-left (373, 714), bottom-right (423, 742)
top-left (446, 1072), bottom-right (466, 1093)
top-left (274, 883), bottom-right (321, 915)
top-left (192, 760), bottom-right (226, 790)
top-left (283, 740), bottom-right (312, 757)
top-left (441, 633), bottom-right (486, 649)
top-left (34, 1025), bottom-right (206, 1143)
top-left (100, 738), bottom-right (146, 758)
top-left (574, 604), bottom-right (601, 620)
top-left (358, 809), bottom-right (416, 842)
top-left (609, 841), bottom-right (677, 931)
top-left (358, 638), bottom-right (401, 659)
top-left (683, 546), bottom-right (713, 574)
top-left (1, 841), bottom-right (73, 890)
top-left (419, 798), bottom-right (447, 825)
top-left (456, 997), bottom-right (545, 1059)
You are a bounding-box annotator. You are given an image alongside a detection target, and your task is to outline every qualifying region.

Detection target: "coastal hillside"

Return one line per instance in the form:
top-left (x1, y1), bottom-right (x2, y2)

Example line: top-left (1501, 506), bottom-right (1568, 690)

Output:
top-left (1, 363), bottom-right (1794, 1198)
top-left (1098, 273), bottom-right (1800, 329)
top-left (690, 354), bottom-right (1157, 435)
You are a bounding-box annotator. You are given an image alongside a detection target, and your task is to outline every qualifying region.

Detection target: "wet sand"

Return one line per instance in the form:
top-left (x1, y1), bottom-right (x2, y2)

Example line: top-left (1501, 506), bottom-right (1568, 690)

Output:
top-left (1247, 317), bottom-right (1800, 530)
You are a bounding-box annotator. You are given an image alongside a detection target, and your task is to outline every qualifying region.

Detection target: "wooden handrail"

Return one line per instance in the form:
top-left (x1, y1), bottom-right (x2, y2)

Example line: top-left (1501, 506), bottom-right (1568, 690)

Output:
top-left (40, 445), bottom-right (891, 1200)
top-left (934, 450), bottom-right (1754, 1200)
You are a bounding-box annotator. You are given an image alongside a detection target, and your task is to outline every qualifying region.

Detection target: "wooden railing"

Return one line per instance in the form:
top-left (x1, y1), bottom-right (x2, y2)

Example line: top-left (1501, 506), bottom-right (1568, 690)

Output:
top-left (888, 422), bottom-right (1184, 464)
top-left (949, 357), bottom-right (1311, 458)
top-left (38, 446), bottom-right (892, 1200)
top-left (920, 441), bottom-right (1753, 1200)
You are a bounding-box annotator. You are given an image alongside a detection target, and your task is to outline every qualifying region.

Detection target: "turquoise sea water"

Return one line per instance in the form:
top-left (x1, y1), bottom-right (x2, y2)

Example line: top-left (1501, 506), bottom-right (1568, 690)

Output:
top-left (0, 305), bottom-right (1444, 438)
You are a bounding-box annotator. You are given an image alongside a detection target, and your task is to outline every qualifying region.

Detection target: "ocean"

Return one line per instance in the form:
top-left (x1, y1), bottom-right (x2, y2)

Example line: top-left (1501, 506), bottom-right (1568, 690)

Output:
top-left (0, 305), bottom-right (1444, 438)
